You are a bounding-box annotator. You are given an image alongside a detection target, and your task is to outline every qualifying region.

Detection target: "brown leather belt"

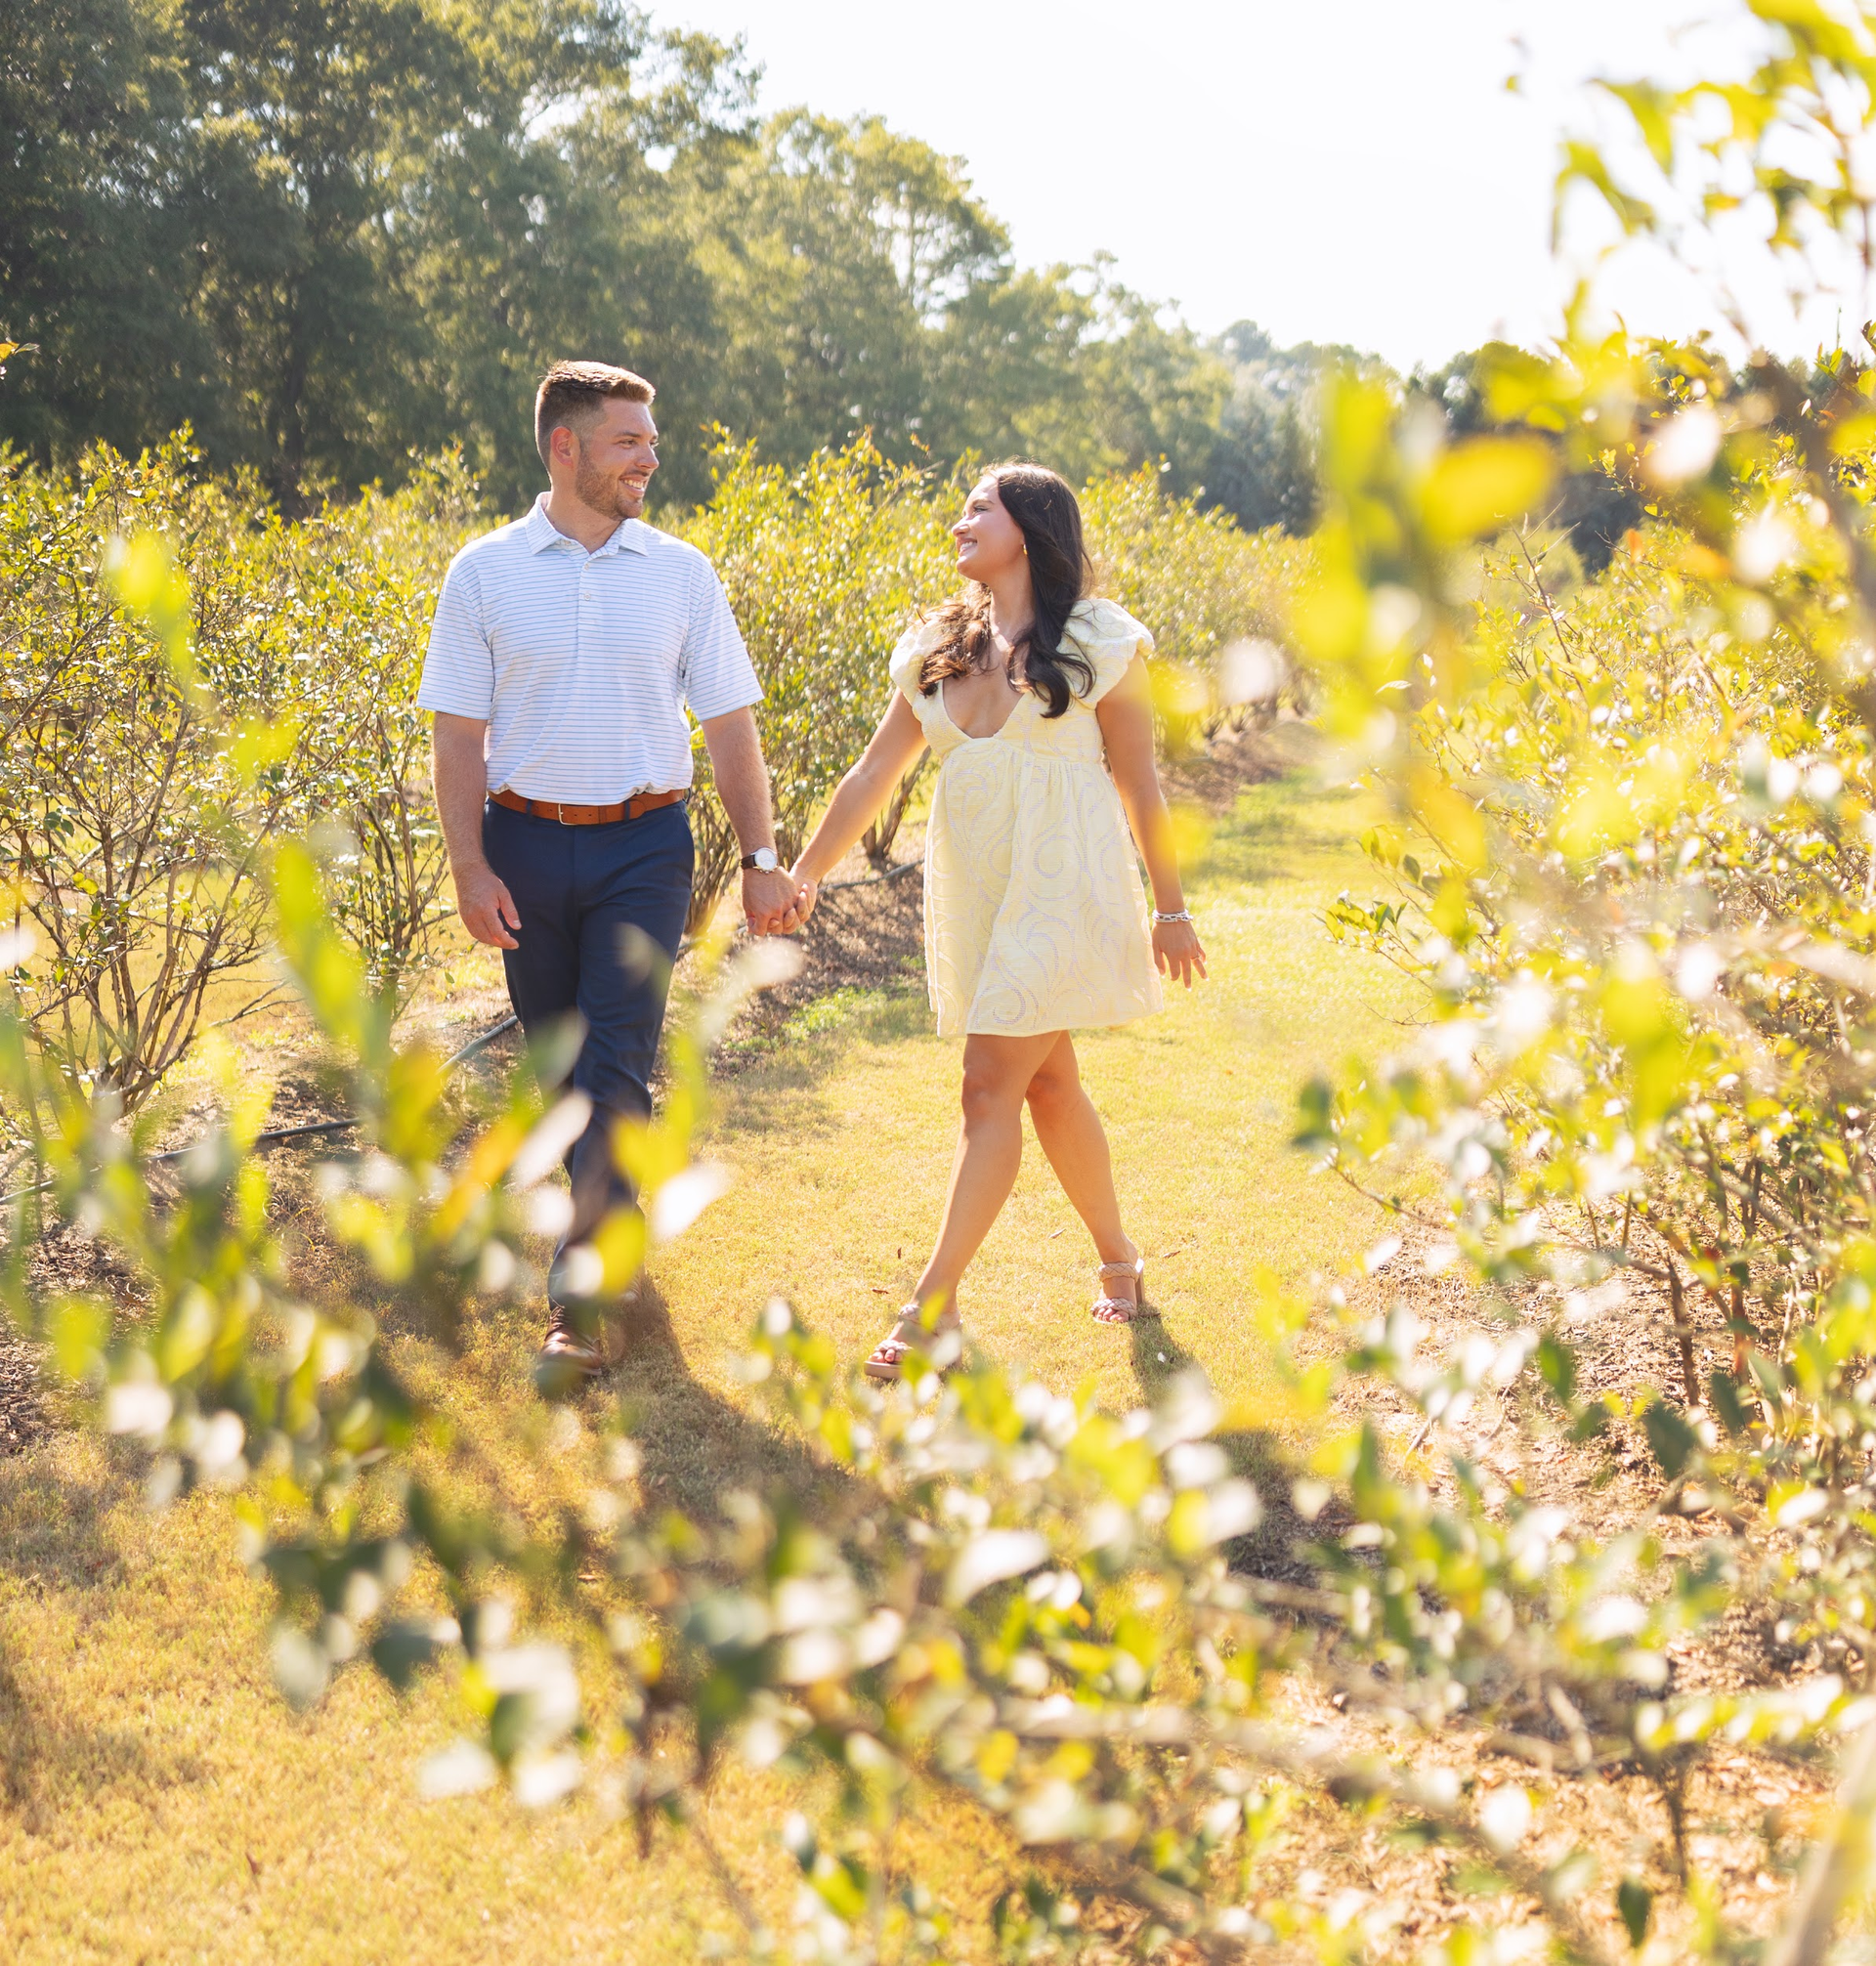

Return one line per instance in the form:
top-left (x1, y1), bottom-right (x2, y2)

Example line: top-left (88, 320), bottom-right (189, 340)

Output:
top-left (490, 787), bottom-right (686, 826)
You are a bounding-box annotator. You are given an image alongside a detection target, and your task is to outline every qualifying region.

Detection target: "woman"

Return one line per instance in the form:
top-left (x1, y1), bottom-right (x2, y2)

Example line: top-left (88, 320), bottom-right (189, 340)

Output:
top-left (789, 462), bottom-right (1207, 1378)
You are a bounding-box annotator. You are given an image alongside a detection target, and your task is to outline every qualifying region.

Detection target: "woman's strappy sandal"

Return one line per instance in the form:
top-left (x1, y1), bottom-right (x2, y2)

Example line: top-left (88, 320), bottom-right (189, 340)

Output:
top-left (865, 1304), bottom-right (963, 1383)
top-left (1090, 1254), bottom-right (1155, 1326)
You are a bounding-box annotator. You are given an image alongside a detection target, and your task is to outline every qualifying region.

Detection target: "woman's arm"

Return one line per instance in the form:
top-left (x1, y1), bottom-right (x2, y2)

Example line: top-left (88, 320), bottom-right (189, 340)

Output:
top-left (789, 693), bottom-right (929, 915)
top-left (1096, 655), bottom-right (1208, 989)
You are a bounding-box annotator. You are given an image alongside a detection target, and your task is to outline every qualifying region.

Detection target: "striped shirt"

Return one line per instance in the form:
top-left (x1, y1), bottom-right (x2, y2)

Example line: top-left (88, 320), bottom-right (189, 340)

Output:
top-left (416, 495), bottom-right (762, 802)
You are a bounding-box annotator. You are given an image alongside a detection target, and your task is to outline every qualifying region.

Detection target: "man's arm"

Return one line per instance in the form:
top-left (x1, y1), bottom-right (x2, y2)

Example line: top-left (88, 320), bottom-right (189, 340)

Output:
top-left (432, 711), bottom-right (520, 950)
top-left (698, 705), bottom-right (804, 934)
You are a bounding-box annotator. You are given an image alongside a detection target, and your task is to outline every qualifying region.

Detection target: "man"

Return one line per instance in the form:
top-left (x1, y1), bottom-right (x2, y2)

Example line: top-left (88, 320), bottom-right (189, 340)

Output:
top-left (419, 360), bottom-right (802, 1383)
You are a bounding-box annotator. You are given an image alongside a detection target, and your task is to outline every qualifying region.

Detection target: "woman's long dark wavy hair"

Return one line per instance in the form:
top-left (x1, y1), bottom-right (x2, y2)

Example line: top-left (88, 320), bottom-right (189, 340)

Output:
top-left (918, 461), bottom-right (1093, 718)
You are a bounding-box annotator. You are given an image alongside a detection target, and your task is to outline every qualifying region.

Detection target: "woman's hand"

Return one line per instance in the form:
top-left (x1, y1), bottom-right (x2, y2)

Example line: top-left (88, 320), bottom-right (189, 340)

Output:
top-left (789, 868), bottom-right (820, 929)
top-left (1152, 917), bottom-right (1208, 989)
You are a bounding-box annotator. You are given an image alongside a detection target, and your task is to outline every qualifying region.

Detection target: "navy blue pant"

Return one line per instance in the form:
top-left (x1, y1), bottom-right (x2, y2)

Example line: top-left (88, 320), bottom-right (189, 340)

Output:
top-left (483, 798), bottom-right (694, 1306)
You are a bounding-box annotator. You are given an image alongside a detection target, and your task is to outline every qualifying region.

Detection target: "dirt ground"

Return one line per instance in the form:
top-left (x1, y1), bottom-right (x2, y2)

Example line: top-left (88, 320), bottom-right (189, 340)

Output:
top-left (1234, 1208), bottom-right (1835, 1960)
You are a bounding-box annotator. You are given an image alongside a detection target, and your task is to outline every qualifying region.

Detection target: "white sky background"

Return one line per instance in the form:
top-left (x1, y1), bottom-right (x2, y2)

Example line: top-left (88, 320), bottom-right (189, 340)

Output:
top-left (650, 0), bottom-right (1870, 370)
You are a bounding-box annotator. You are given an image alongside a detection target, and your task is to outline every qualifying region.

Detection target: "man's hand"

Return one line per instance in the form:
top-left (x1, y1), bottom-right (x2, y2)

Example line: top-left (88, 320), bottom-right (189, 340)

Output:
top-left (744, 867), bottom-right (809, 936)
top-left (455, 860), bottom-right (521, 949)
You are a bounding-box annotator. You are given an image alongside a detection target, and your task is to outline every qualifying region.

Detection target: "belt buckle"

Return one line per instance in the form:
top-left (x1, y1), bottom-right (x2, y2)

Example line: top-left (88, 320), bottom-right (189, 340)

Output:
top-left (554, 801), bottom-right (571, 826)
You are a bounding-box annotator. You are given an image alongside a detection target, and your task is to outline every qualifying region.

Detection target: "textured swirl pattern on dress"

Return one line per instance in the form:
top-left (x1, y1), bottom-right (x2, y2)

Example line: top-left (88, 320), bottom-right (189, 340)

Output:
top-left (886, 597), bottom-right (1165, 1039)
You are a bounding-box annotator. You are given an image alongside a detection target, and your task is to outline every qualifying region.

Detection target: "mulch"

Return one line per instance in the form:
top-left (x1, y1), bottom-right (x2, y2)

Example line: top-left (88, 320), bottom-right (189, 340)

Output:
top-left (0, 1330), bottom-right (45, 1458)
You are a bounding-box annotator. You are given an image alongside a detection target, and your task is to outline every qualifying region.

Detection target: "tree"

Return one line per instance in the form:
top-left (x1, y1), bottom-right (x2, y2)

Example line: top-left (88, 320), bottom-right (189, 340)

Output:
top-left (0, 0), bottom-right (201, 456)
top-left (1192, 319), bottom-right (1394, 535)
top-left (1414, 340), bottom-right (1642, 573)
top-left (692, 112), bottom-right (1010, 473)
top-left (396, 16), bottom-right (755, 511)
top-left (0, 3), bottom-right (1314, 514)
top-left (178, 0), bottom-right (491, 506)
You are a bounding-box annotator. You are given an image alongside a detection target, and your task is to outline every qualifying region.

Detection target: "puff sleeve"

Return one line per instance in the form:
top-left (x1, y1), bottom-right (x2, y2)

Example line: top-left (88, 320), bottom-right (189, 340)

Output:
top-left (887, 616), bottom-right (943, 711)
top-left (1067, 599), bottom-right (1154, 704)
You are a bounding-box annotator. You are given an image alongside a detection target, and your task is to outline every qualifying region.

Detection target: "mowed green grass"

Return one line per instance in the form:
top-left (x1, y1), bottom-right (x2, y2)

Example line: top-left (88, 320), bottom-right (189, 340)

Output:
top-left (661, 771), bottom-right (1408, 1426)
top-left (0, 771), bottom-right (1408, 1964)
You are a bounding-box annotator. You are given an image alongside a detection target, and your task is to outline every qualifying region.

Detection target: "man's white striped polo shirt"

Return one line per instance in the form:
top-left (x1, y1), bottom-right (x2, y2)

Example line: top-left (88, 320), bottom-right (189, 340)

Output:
top-left (417, 495), bottom-right (762, 804)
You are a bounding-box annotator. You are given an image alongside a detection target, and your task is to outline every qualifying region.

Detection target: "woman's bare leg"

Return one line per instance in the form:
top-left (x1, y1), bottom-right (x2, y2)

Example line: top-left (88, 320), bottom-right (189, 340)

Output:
top-left (908, 1030), bottom-right (1064, 1324)
top-left (1023, 1035), bottom-right (1138, 1280)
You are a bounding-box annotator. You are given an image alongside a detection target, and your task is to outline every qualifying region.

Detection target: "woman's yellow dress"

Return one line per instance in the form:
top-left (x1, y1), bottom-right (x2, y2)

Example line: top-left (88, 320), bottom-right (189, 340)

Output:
top-left (888, 596), bottom-right (1165, 1039)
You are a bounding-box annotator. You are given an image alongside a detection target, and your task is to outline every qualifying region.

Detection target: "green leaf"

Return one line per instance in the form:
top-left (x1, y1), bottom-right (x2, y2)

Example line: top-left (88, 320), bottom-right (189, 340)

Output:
top-left (371, 1618), bottom-right (446, 1691)
top-left (105, 533), bottom-right (194, 680)
top-left (1641, 1398), bottom-right (1698, 1479)
top-left (1708, 1368), bottom-right (1749, 1437)
top-left (1293, 1076), bottom-right (1336, 1150)
top-left (51, 1298), bottom-right (110, 1383)
top-left (1537, 1333), bottom-right (1578, 1408)
top-left (1598, 80), bottom-right (1678, 173)
top-left (1418, 437), bottom-right (1556, 545)
top-left (1616, 1875), bottom-right (1653, 1948)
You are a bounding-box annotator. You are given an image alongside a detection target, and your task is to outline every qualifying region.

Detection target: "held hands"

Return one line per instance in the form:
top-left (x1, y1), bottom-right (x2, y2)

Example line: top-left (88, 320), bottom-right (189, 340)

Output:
top-left (1152, 916), bottom-right (1208, 990)
top-left (744, 866), bottom-right (814, 936)
top-left (455, 860), bottom-right (521, 950)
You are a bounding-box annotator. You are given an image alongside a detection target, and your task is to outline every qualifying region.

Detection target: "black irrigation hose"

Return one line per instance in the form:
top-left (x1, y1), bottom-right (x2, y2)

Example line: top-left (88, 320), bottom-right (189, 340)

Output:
top-left (147, 1117), bottom-right (362, 1165)
top-left (0, 1010), bottom-right (526, 1209)
top-left (0, 858), bottom-right (919, 1209)
top-left (821, 859), bottom-right (919, 894)
top-left (444, 1012), bottom-right (519, 1070)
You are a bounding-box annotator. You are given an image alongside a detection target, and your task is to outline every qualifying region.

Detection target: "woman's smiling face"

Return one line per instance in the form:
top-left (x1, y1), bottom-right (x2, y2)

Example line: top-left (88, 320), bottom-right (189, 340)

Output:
top-left (952, 475), bottom-right (1026, 584)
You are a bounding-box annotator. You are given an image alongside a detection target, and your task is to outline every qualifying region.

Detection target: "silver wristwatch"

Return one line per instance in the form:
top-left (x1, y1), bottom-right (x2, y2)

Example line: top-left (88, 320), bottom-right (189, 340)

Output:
top-left (741, 847), bottom-right (781, 874)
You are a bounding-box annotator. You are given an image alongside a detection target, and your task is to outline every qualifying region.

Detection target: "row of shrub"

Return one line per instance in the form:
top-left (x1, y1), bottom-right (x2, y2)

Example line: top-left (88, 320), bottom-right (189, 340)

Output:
top-left (16, 383), bottom-right (1871, 1955)
top-left (0, 435), bottom-right (1303, 1116)
top-left (17, 6), bottom-right (1876, 1956)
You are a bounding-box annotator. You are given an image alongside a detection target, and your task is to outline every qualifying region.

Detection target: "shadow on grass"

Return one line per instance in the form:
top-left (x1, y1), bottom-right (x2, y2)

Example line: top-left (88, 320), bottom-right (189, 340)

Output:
top-left (0, 1451), bottom-right (205, 1823)
top-left (1128, 1313), bottom-right (1324, 1589)
top-left (0, 1451), bottom-right (132, 1597)
top-left (704, 987), bottom-right (933, 1149)
top-left (596, 1276), bottom-right (857, 1524)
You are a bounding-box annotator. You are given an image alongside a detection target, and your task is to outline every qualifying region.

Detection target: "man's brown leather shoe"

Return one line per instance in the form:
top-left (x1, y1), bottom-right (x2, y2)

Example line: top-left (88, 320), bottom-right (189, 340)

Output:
top-left (533, 1300), bottom-right (630, 1397)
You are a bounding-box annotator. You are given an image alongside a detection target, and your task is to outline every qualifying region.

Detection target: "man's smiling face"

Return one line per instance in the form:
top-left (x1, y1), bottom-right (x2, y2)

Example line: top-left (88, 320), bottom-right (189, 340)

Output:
top-left (570, 397), bottom-right (661, 521)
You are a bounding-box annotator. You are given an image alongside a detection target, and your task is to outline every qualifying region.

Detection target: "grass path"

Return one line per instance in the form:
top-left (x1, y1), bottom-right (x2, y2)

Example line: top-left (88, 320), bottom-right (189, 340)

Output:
top-left (660, 773), bottom-right (1406, 1429)
top-left (0, 771), bottom-right (1408, 1964)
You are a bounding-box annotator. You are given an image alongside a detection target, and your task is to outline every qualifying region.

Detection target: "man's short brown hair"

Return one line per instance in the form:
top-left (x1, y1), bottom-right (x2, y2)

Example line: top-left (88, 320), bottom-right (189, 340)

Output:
top-left (533, 361), bottom-right (656, 469)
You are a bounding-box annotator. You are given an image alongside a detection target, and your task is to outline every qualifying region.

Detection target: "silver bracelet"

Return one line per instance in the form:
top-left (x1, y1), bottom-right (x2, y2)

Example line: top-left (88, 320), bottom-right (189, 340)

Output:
top-left (1153, 909), bottom-right (1193, 925)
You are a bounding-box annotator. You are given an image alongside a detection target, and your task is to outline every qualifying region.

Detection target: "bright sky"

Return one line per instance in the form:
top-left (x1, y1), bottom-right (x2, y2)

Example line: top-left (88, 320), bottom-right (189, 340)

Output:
top-left (652, 0), bottom-right (1860, 369)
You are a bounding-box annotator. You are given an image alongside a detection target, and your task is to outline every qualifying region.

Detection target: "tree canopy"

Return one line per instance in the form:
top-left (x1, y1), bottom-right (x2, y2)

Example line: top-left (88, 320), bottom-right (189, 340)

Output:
top-left (0, 0), bottom-right (1338, 524)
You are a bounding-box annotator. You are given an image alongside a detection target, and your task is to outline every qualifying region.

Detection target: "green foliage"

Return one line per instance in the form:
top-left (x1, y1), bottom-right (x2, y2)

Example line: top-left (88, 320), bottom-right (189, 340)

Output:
top-left (1413, 341), bottom-right (1644, 576)
top-left (0, 431), bottom-right (1291, 1107)
top-left (0, 2), bottom-right (1318, 526)
top-left (0, 869), bottom-right (1694, 1960)
top-left (1286, 6), bottom-right (1876, 1956)
top-left (21, 4), bottom-right (1876, 1957)
top-left (674, 439), bottom-right (957, 924)
top-left (0, 438), bottom-right (472, 1107)
top-left (1082, 464), bottom-right (1315, 731)
top-left (9, 496), bottom-right (1824, 1964)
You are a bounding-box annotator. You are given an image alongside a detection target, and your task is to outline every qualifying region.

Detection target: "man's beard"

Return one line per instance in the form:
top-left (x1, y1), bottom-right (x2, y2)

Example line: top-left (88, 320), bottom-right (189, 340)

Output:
top-left (573, 446), bottom-right (643, 522)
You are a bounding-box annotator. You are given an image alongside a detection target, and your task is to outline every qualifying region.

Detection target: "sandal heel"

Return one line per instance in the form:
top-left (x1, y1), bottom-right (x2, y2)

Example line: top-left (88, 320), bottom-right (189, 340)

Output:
top-left (866, 1302), bottom-right (963, 1381)
top-left (1090, 1254), bottom-right (1154, 1325)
